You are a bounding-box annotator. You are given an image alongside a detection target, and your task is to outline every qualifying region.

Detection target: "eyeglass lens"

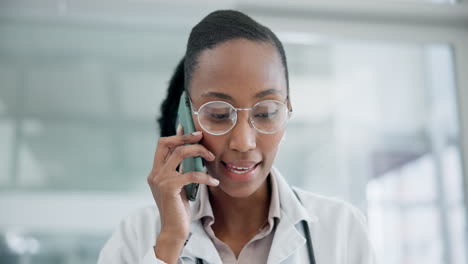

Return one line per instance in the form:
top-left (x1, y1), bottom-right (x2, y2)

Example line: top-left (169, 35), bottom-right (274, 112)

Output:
top-left (197, 101), bottom-right (289, 135)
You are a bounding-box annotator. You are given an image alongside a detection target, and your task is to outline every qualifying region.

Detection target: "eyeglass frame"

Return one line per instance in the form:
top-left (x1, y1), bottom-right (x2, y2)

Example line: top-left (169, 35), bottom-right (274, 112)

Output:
top-left (188, 96), bottom-right (293, 135)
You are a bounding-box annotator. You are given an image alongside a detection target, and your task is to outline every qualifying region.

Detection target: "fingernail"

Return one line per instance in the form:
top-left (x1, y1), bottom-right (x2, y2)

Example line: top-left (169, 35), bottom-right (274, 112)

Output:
top-left (192, 131), bottom-right (202, 136)
top-left (177, 124), bottom-right (183, 135)
top-left (208, 151), bottom-right (215, 159)
top-left (211, 178), bottom-right (219, 185)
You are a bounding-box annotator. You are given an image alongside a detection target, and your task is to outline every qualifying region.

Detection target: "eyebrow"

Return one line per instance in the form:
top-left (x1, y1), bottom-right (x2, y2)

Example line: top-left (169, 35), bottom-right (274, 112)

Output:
top-left (254, 89), bottom-right (283, 98)
top-left (200, 91), bottom-right (233, 100)
top-left (200, 89), bottom-right (283, 100)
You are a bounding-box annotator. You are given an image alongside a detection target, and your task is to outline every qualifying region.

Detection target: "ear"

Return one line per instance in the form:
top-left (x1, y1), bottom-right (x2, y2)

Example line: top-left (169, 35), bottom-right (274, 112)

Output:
top-left (286, 96), bottom-right (293, 112)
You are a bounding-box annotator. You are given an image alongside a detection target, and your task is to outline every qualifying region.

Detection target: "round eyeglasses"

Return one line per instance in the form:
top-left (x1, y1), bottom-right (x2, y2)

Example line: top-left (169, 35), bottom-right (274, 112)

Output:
top-left (189, 97), bottom-right (292, 135)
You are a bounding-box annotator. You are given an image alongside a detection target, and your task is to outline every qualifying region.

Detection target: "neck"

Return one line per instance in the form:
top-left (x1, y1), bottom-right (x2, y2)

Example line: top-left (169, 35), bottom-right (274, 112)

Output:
top-left (208, 175), bottom-right (271, 237)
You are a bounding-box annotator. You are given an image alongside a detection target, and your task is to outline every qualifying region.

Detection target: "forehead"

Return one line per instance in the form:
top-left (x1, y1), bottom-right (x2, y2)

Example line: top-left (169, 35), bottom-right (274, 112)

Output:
top-left (189, 39), bottom-right (287, 101)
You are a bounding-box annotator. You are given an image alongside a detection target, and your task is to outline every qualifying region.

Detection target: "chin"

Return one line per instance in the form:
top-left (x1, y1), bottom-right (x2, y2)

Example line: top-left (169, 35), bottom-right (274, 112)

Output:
top-left (216, 182), bottom-right (260, 198)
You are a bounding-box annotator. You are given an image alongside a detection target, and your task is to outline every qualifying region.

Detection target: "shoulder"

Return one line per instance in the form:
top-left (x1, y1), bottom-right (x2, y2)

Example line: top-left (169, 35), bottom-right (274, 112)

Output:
top-left (98, 205), bottom-right (161, 263)
top-left (119, 205), bottom-right (161, 245)
top-left (292, 186), bottom-right (367, 225)
top-left (123, 205), bottom-right (160, 229)
top-left (291, 187), bottom-right (376, 263)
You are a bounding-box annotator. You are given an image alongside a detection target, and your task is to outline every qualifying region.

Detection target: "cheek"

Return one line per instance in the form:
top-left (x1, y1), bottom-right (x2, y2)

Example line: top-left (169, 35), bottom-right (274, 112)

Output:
top-left (193, 115), bottom-right (225, 155)
top-left (258, 130), bottom-right (284, 159)
top-left (263, 129), bottom-right (284, 147)
top-left (192, 113), bottom-right (201, 131)
top-left (200, 134), bottom-right (223, 154)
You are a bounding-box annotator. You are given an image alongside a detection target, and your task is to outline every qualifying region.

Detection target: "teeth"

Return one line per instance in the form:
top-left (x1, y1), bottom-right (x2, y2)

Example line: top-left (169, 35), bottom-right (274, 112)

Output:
top-left (228, 167), bottom-right (253, 174)
top-left (232, 166), bottom-right (251, 170)
top-left (225, 163), bottom-right (256, 174)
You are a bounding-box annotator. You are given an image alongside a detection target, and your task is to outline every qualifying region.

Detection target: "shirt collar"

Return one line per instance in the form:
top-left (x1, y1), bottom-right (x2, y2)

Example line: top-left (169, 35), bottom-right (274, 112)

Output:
top-left (183, 167), bottom-right (317, 263)
top-left (190, 166), bottom-right (315, 224)
top-left (191, 170), bottom-right (281, 222)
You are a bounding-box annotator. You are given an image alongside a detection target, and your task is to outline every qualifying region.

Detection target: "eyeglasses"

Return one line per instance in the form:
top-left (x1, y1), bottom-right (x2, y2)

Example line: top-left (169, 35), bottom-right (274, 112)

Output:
top-left (189, 97), bottom-right (292, 135)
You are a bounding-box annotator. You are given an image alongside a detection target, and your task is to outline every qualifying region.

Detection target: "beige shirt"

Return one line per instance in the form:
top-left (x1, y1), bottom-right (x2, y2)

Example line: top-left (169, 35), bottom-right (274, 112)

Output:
top-left (191, 173), bottom-right (281, 264)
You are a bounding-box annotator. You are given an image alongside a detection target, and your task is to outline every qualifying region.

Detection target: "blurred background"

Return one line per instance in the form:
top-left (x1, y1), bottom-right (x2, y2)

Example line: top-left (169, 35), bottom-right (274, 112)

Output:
top-left (1, 0), bottom-right (468, 263)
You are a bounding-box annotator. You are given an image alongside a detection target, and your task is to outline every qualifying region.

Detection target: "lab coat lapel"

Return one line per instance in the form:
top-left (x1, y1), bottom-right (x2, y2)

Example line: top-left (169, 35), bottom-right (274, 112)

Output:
top-left (181, 219), bottom-right (222, 264)
top-left (267, 213), bottom-right (306, 264)
top-left (181, 190), bottom-right (222, 264)
top-left (267, 167), bottom-right (317, 264)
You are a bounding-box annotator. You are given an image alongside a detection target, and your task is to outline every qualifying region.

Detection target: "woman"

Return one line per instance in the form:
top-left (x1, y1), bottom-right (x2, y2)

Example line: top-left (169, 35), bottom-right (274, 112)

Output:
top-left (98, 10), bottom-right (376, 264)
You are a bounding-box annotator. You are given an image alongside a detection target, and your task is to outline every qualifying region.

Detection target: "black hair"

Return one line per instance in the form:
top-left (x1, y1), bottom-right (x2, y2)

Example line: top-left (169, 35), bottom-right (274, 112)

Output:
top-left (157, 10), bottom-right (289, 137)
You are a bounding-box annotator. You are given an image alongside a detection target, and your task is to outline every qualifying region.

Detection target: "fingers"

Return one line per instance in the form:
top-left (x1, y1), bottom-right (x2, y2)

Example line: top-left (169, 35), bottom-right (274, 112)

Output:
top-left (177, 171), bottom-right (219, 187)
top-left (169, 124), bottom-right (184, 163)
top-left (166, 131), bottom-right (203, 148)
top-left (152, 171), bottom-right (219, 199)
top-left (165, 144), bottom-right (215, 170)
top-left (176, 124), bottom-right (183, 136)
top-left (152, 129), bottom-right (204, 169)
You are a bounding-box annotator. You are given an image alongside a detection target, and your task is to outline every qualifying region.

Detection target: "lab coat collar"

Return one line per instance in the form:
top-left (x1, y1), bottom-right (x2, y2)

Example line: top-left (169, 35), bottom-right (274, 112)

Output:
top-left (191, 169), bottom-right (281, 223)
top-left (271, 166), bottom-right (316, 225)
top-left (266, 167), bottom-right (317, 264)
top-left (182, 167), bottom-right (317, 263)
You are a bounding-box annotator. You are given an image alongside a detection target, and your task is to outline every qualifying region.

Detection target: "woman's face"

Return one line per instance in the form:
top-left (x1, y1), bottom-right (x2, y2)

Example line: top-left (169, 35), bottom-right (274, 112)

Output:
top-left (189, 39), bottom-right (288, 198)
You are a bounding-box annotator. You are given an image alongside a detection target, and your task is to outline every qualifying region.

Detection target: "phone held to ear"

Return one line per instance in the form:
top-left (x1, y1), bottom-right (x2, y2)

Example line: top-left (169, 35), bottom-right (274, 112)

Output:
top-left (176, 92), bottom-right (205, 201)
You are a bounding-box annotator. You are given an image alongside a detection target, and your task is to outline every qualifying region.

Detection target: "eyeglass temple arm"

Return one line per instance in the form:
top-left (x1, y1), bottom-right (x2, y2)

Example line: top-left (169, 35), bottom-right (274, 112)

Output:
top-left (187, 96), bottom-right (200, 115)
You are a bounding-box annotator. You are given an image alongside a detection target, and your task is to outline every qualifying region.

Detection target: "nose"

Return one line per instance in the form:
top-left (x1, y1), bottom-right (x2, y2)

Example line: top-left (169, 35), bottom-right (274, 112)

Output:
top-left (228, 110), bottom-right (257, 153)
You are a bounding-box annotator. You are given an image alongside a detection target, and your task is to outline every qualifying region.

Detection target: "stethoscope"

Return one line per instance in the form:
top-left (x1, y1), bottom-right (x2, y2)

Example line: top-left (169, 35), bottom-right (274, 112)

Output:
top-left (195, 188), bottom-right (316, 264)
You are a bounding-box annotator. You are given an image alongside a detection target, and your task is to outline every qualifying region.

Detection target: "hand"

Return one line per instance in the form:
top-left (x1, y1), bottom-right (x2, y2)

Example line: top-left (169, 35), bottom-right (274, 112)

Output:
top-left (148, 125), bottom-right (218, 241)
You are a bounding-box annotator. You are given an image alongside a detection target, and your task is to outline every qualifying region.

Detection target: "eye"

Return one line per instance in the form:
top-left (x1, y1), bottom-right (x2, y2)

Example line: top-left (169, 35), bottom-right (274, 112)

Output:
top-left (254, 109), bottom-right (279, 119)
top-left (210, 113), bottom-right (231, 119)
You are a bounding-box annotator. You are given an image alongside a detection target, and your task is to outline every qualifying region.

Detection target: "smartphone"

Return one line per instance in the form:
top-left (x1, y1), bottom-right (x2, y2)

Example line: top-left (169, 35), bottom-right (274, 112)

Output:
top-left (176, 92), bottom-right (204, 201)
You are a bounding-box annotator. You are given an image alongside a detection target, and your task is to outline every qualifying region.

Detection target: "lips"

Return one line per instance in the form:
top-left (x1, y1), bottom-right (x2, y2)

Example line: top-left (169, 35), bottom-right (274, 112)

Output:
top-left (223, 161), bottom-right (259, 171)
top-left (221, 161), bottom-right (260, 179)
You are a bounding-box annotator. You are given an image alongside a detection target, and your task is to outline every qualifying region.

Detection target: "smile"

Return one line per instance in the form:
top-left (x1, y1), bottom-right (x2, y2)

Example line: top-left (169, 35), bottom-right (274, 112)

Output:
top-left (221, 161), bottom-right (261, 181)
top-left (224, 163), bottom-right (257, 174)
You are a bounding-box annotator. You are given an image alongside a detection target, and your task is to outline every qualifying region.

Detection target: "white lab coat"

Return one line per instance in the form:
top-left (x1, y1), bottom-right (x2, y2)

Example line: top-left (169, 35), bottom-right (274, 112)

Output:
top-left (98, 167), bottom-right (376, 264)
